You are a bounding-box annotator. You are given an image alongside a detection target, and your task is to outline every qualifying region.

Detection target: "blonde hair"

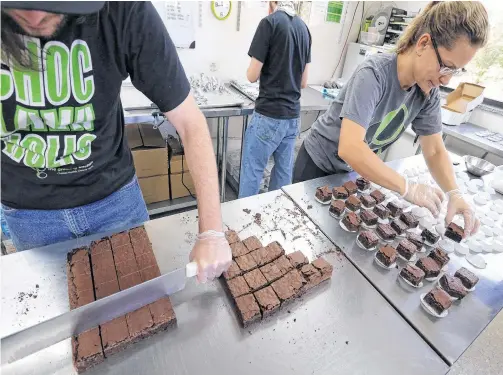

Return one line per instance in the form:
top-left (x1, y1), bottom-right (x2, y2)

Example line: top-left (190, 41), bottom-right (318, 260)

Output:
top-left (396, 1), bottom-right (489, 54)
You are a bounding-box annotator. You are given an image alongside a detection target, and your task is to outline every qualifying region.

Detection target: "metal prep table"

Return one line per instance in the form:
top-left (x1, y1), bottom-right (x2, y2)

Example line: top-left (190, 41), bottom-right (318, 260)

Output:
top-left (1, 190), bottom-right (448, 375)
top-left (282, 154), bottom-right (503, 365)
top-left (442, 122), bottom-right (503, 159)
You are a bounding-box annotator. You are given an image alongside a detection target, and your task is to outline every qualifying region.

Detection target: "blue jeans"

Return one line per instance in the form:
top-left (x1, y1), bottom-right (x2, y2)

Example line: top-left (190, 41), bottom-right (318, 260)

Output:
top-left (2, 176), bottom-right (149, 251)
top-left (239, 112), bottom-right (300, 198)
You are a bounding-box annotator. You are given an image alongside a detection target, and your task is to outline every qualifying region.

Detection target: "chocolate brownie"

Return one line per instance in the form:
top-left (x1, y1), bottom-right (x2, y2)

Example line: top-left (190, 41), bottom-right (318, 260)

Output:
top-left (445, 222), bottom-right (464, 243)
top-left (332, 186), bottom-right (349, 200)
top-left (397, 239), bottom-right (417, 261)
top-left (329, 199), bottom-right (346, 217)
top-left (356, 176), bottom-right (370, 191)
top-left (300, 264), bottom-right (322, 290)
top-left (400, 212), bottom-right (419, 228)
top-left (454, 267), bottom-right (479, 289)
top-left (254, 286), bottom-right (280, 318)
top-left (407, 232), bottom-right (424, 250)
top-left (223, 261), bottom-right (243, 280)
top-left (390, 219), bottom-right (408, 236)
top-left (439, 275), bottom-right (468, 299)
top-left (286, 250), bottom-right (309, 269)
top-left (345, 195), bottom-right (361, 212)
top-left (399, 264), bottom-right (425, 286)
top-left (235, 294), bottom-right (261, 327)
top-left (375, 245), bottom-right (397, 267)
top-left (315, 185), bottom-right (332, 203)
top-left (72, 328), bottom-right (105, 373)
top-left (376, 223), bottom-right (396, 241)
top-left (235, 253), bottom-right (258, 272)
top-left (373, 203), bottom-right (390, 220)
top-left (225, 230), bottom-right (240, 245)
top-left (428, 247), bottom-right (450, 268)
top-left (260, 255), bottom-right (293, 283)
top-left (271, 269), bottom-right (307, 303)
top-left (421, 228), bottom-right (439, 244)
top-left (358, 230), bottom-right (379, 249)
top-left (342, 212), bottom-right (361, 231)
top-left (227, 276), bottom-right (251, 298)
top-left (386, 201), bottom-right (402, 218)
top-left (230, 241), bottom-right (249, 258)
top-left (243, 236), bottom-right (262, 252)
top-left (360, 194), bottom-right (377, 209)
top-left (370, 189), bottom-right (385, 204)
top-left (311, 257), bottom-right (333, 282)
top-left (361, 210), bottom-right (378, 226)
top-left (343, 180), bottom-right (358, 195)
top-left (415, 257), bottom-right (441, 278)
top-left (243, 269), bottom-right (268, 292)
top-left (424, 288), bottom-right (452, 315)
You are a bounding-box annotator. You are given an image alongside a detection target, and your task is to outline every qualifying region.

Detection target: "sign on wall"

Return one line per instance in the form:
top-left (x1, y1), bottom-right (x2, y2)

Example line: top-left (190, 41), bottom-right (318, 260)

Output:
top-left (154, 1), bottom-right (197, 49)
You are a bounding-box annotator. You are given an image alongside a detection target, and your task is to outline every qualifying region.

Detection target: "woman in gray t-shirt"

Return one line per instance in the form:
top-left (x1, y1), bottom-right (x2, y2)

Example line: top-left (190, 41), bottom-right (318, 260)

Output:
top-left (295, 1), bottom-right (489, 239)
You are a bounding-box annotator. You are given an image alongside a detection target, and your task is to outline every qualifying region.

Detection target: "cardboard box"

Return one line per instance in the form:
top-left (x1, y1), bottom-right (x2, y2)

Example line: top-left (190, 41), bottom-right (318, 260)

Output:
top-left (138, 175), bottom-right (170, 204)
top-left (171, 172), bottom-right (196, 199)
top-left (441, 83), bottom-right (485, 126)
top-left (170, 155), bottom-right (189, 174)
top-left (132, 148), bottom-right (168, 178)
top-left (125, 124), bottom-right (143, 149)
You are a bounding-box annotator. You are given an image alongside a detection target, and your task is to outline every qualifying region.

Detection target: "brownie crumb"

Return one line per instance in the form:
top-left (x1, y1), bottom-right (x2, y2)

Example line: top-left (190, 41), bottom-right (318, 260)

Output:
top-left (243, 209), bottom-right (251, 214)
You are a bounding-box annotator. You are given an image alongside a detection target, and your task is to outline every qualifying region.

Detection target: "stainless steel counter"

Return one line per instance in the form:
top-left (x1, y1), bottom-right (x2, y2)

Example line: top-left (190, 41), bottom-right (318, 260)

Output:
top-left (1, 191), bottom-right (448, 375)
top-left (442, 122), bottom-right (503, 158)
top-left (282, 154), bottom-right (503, 365)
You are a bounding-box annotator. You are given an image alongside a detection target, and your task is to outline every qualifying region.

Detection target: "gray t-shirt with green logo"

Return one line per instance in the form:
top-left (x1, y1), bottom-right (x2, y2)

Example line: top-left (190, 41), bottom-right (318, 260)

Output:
top-left (304, 52), bottom-right (442, 173)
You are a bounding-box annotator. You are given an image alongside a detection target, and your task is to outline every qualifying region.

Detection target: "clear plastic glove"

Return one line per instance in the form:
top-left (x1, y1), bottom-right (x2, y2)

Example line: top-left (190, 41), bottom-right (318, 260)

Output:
top-left (189, 230), bottom-right (232, 283)
top-left (445, 189), bottom-right (480, 238)
top-left (402, 179), bottom-right (444, 217)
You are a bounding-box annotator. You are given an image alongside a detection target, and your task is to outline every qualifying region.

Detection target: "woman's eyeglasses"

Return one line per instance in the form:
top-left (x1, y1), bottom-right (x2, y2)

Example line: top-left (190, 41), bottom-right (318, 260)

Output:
top-left (431, 37), bottom-right (467, 77)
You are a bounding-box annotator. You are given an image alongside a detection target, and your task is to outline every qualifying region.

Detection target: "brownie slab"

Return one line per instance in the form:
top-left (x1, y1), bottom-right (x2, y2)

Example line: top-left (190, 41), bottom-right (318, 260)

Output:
top-left (373, 203), bottom-right (390, 220)
top-left (428, 247), bottom-right (450, 268)
top-left (399, 212), bottom-right (419, 228)
top-left (243, 236), bottom-right (262, 252)
top-left (376, 223), bottom-right (396, 241)
top-left (250, 241), bottom-right (285, 267)
top-left (311, 257), bottom-right (333, 282)
top-left (391, 219), bottom-right (408, 236)
top-left (407, 232), bottom-right (424, 250)
top-left (72, 328), bottom-right (105, 373)
top-left (271, 269), bottom-right (307, 303)
top-left (424, 288), bottom-right (452, 315)
top-left (358, 230), bottom-right (379, 249)
top-left (223, 260), bottom-right (242, 280)
top-left (415, 257), bottom-right (441, 278)
top-left (445, 222), bottom-right (463, 243)
top-left (286, 250), bottom-right (309, 269)
top-left (235, 253), bottom-right (258, 272)
top-left (454, 267), bottom-right (479, 289)
top-left (421, 228), bottom-right (440, 244)
top-left (396, 239), bottom-right (417, 261)
top-left (360, 194), bottom-right (377, 209)
top-left (343, 180), bottom-right (358, 195)
top-left (361, 210), bottom-right (378, 226)
top-left (375, 245), bottom-right (397, 267)
top-left (345, 195), bottom-right (361, 212)
top-left (260, 255), bottom-right (293, 283)
top-left (227, 276), bottom-right (251, 298)
top-left (225, 230), bottom-right (240, 245)
top-left (243, 269), bottom-right (268, 292)
top-left (386, 201), bottom-right (402, 218)
top-left (230, 241), bottom-right (249, 258)
top-left (399, 264), bottom-right (425, 286)
top-left (329, 199), bottom-right (346, 217)
top-left (439, 275), bottom-right (467, 299)
top-left (356, 177), bottom-right (370, 191)
top-left (315, 185), bottom-right (332, 202)
top-left (370, 190), bottom-right (385, 204)
top-left (332, 186), bottom-right (349, 200)
top-left (254, 286), bottom-right (280, 318)
top-left (235, 294), bottom-right (261, 327)
top-left (342, 212), bottom-right (361, 231)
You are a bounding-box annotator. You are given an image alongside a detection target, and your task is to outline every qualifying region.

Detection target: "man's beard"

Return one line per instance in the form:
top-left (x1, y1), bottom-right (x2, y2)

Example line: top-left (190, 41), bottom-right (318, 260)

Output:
top-left (30, 15), bottom-right (69, 39)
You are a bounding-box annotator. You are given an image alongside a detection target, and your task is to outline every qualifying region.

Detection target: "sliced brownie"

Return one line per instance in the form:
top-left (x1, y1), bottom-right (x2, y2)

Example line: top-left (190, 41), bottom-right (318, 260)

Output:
top-left (342, 212), bottom-right (361, 231)
top-left (396, 239), bottom-right (417, 261)
top-left (400, 264), bottom-right (425, 286)
top-left (386, 201), bottom-right (402, 218)
top-left (227, 276), bottom-right (251, 298)
top-left (361, 194), bottom-right (377, 209)
top-left (439, 275), bottom-right (467, 299)
top-left (370, 190), bottom-right (385, 204)
top-left (428, 247), bottom-right (450, 268)
top-left (311, 257), bottom-right (333, 282)
top-left (230, 242), bottom-right (249, 258)
top-left (424, 288), bottom-right (452, 315)
top-left (376, 223), bottom-right (396, 241)
top-left (400, 212), bottom-right (419, 229)
top-left (234, 253), bottom-right (258, 273)
top-left (421, 228), bottom-right (440, 244)
top-left (329, 199), bottom-right (346, 217)
top-left (373, 203), bottom-right (390, 220)
top-left (407, 232), bottom-right (424, 250)
top-left (361, 210), bottom-right (378, 227)
top-left (356, 177), bottom-right (370, 191)
top-left (391, 219), bottom-right (408, 236)
top-left (271, 269), bottom-right (307, 303)
top-left (315, 186), bottom-right (332, 203)
top-left (445, 222), bottom-right (463, 243)
top-left (243, 236), bottom-right (262, 252)
top-left (286, 251), bottom-right (309, 269)
top-left (343, 180), bottom-right (358, 195)
top-left (225, 230), bottom-right (240, 245)
top-left (358, 230), bottom-right (379, 249)
top-left (254, 286), bottom-right (280, 318)
top-left (223, 261), bottom-right (242, 280)
top-left (345, 195), bottom-right (361, 212)
top-left (260, 255), bottom-right (293, 283)
top-left (415, 257), bottom-right (441, 279)
top-left (454, 267), bottom-right (479, 289)
top-left (243, 269), bottom-right (268, 292)
top-left (235, 294), bottom-right (261, 327)
top-left (375, 245), bottom-right (397, 267)
top-left (332, 186), bottom-right (349, 200)
top-left (300, 264), bottom-right (322, 290)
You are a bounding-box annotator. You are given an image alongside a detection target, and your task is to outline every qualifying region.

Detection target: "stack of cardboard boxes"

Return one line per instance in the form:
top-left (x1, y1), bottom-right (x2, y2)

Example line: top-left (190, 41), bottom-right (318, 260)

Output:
top-left (126, 124), bottom-right (195, 204)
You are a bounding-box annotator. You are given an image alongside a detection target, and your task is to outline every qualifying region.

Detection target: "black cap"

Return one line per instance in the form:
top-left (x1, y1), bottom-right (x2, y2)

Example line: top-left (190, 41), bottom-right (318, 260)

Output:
top-left (1, 1), bottom-right (105, 15)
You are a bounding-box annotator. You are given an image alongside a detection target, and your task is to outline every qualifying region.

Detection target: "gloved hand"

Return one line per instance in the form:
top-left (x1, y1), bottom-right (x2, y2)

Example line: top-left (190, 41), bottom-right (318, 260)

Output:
top-left (402, 179), bottom-right (444, 217)
top-left (445, 189), bottom-right (480, 238)
top-left (189, 230), bottom-right (232, 283)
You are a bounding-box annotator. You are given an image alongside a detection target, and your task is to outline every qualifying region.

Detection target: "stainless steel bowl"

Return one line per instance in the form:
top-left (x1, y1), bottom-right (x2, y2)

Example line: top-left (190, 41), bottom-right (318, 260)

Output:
top-left (464, 155), bottom-right (495, 177)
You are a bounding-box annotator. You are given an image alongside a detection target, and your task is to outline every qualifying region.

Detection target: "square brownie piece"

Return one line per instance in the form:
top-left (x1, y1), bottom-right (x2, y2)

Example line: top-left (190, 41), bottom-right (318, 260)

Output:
top-left (391, 219), bottom-right (408, 236)
top-left (235, 294), bottom-right (261, 327)
top-left (454, 267), bottom-right (479, 289)
top-left (345, 195), bottom-right (361, 212)
top-left (400, 264), bottom-right (425, 286)
top-left (254, 286), bottom-right (280, 318)
top-left (243, 269), bottom-right (268, 292)
top-left (428, 247), bottom-right (450, 268)
top-left (225, 230), bottom-right (240, 245)
top-left (360, 194), bottom-right (377, 209)
top-left (234, 253), bottom-right (258, 273)
top-left (243, 236), bottom-right (262, 252)
top-left (230, 242), bottom-right (249, 258)
top-left (315, 186), bottom-right (332, 203)
top-left (421, 228), bottom-right (440, 244)
top-left (332, 186), bottom-right (349, 200)
top-left (397, 239), bottom-right (417, 261)
top-left (415, 257), bottom-right (441, 278)
top-left (223, 261), bottom-right (242, 280)
top-left (300, 264), bottom-right (322, 290)
top-left (445, 222), bottom-right (463, 243)
top-left (312, 257), bottom-right (333, 282)
top-left (424, 288), bottom-right (452, 315)
top-left (260, 255), bottom-right (293, 283)
top-left (373, 204), bottom-right (390, 220)
top-left (361, 210), bottom-right (378, 227)
top-left (370, 189), bottom-right (385, 204)
top-left (271, 269), bottom-right (307, 303)
top-left (286, 250), bottom-right (309, 269)
top-left (329, 200), bottom-right (346, 217)
top-left (376, 223), bottom-right (396, 241)
top-left (358, 230), bottom-right (379, 249)
top-left (376, 245), bottom-right (397, 267)
top-left (439, 275), bottom-right (468, 299)
top-left (343, 180), bottom-right (358, 195)
top-left (400, 212), bottom-right (419, 229)
top-left (342, 212), bottom-right (361, 231)
top-left (227, 276), bottom-right (251, 298)
top-left (250, 242), bottom-right (285, 266)
top-left (386, 201), bottom-right (402, 218)
top-left (407, 232), bottom-right (424, 250)
top-left (356, 177), bottom-right (370, 191)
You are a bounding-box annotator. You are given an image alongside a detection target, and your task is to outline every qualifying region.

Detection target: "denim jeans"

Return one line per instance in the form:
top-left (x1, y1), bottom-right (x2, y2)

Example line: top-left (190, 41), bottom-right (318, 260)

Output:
top-left (2, 176), bottom-right (149, 251)
top-left (239, 112), bottom-right (300, 198)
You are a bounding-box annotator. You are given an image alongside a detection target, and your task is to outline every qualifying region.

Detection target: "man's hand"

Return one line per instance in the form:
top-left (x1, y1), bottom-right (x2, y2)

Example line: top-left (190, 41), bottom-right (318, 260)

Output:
top-left (189, 231), bottom-right (232, 283)
top-left (445, 190), bottom-right (480, 238)
top-left (402, 181), bottom-right (444, 217)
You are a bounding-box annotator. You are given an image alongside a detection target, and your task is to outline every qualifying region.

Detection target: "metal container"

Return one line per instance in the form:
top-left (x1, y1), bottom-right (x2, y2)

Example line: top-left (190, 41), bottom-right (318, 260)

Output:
top-left (464, 155), bottom-right (495, 176)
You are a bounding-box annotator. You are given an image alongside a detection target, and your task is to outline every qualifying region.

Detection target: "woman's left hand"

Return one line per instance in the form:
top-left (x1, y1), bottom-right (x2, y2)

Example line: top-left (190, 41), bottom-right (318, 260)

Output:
top-left (445, 189), bottom-right (480, 238)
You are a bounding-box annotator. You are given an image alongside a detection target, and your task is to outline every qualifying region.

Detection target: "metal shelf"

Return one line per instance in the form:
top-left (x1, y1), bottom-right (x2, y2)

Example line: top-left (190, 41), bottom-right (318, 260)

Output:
top-left (147, 196), bottom-right (197, 216)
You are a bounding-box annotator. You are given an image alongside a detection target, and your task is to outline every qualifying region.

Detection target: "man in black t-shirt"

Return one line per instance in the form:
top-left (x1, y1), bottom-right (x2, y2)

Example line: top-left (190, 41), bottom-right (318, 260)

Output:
top-left (0, 2), bottom-right (230, 283)
top-left (239, 1), bottom-right (311, 198)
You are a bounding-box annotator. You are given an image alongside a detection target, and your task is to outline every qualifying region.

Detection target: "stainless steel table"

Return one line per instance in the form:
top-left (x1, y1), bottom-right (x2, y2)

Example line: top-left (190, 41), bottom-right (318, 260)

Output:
top-left (282, 154), bottom-right (503, 365)
top-left (1, 191), bottom-right (448, 375)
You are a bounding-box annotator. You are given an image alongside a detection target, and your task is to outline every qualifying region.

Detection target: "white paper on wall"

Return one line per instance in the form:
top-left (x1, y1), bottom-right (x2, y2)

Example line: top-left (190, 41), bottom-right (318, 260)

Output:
top-left (153, 1), bottom-right (197, 49)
